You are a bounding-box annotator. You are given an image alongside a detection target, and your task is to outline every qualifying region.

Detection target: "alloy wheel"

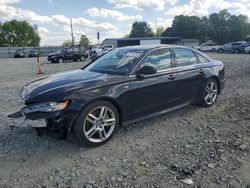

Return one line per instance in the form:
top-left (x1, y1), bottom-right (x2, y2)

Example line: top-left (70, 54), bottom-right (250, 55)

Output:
top-left (83, 106), bottom-right (116, 143)
top-left (58, 58), bottom-right (64, 63)
top-left (80, 56), bottom-right (86, 61)
top-left (204, 81), bottom-right (218, 105)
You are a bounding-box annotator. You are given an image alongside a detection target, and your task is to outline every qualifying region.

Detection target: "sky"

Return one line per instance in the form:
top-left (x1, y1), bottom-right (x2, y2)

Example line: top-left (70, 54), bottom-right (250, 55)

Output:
top-left (0, 0), bottom-right (249, 46)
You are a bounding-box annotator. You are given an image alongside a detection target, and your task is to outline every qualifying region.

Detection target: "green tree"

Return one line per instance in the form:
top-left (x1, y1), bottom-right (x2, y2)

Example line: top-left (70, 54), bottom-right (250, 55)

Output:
top-left (124, 34), bottom-right (130, 38)
top-left (0, 20), bottom-right (40, 47)
top-left (129, 21), bottom-right (154, 38)
top-left (63, 40), bottom-right (73, 47)
top-left (161, 10), bottom-right (250, 44)
top-left (155, 26), bottom-right (165, 37)
top-left (79, 35), bottom-right (90, 49)
top-left (208, 10), bottom-right (250, 44)
top-left (209, 10), bottom-right (231, 44)
top-left (162, 15), bottom-right (205, 41)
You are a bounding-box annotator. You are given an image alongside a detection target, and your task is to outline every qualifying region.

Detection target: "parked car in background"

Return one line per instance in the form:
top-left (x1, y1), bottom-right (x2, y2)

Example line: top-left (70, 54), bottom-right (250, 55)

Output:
top-left (9, 45), bottom-right (225, 147)
top-left (47, 46), bottom-right (88, 63)
top-left (89, 44), bottom-right (114, 60)
top-left (194, 42), bottom-right (219, 52)
top-left (13, 49), bottom-right (25, 58)
top-left (217, 41), bottom-right (247, 53)
top-left (231, 41), bottom-right (249, 53)
top-left (244, 46), bottom-right (250, 54)
top-left (28, 50), bottom-right (38, 57)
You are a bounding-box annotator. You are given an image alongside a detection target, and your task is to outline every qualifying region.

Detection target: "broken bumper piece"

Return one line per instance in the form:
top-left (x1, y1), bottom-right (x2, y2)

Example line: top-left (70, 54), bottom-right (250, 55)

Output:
top-left (8, 110), bottom-right (24, 118)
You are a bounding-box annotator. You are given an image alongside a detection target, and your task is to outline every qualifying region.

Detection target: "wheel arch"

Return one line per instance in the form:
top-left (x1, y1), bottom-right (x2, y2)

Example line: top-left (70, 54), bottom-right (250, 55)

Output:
top-left (209, 76), bottom-right (221, 94)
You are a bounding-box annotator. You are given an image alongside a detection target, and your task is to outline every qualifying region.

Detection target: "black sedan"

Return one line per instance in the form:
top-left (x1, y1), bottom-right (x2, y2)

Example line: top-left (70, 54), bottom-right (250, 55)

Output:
top-left (9, 45), bottom-right (225, 147)
top-left (28, 50), bottom-right (38, 57)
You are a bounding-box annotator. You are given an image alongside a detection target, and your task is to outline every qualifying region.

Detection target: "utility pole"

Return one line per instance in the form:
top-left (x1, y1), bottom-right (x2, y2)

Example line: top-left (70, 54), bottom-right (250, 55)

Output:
top-left (155, 19), bottom-right (158, 36)
top-left (97, 32), bottom-right (100, 44)
top-left (70, 18), bottom-right (74, 46)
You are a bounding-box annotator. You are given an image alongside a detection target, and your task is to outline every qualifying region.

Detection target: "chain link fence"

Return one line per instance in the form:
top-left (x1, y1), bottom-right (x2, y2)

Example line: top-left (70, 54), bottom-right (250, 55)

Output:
top-left (0, 46), bottom-right (62, 58)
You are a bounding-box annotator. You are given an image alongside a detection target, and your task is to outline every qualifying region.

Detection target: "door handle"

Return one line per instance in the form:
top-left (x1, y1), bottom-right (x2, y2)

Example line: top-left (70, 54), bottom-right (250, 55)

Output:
top-left (198, 69), bottom-right (205, 74)
top-left (168, 74), bottom-right (176, 80)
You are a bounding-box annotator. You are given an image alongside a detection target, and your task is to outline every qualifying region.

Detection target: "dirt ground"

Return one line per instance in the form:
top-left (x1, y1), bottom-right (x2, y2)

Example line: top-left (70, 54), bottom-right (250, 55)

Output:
top-left (0, 53), bottom-right (249, 188)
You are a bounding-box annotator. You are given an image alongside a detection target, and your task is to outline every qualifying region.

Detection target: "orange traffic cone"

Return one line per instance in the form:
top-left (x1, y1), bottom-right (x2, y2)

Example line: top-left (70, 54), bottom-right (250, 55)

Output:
top-left (37, 56), bottom-right (44, 74)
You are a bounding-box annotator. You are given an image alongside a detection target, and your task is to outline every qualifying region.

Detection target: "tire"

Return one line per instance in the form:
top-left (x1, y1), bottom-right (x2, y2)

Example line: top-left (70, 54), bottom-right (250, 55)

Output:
top-left (211, 48), bottom-right (216, 52)
top-left (72, 100), bottom-right (119, 147)
top-left (57, 57), bottom-right (64, 63)
top-left (80, 55), bottom-right (86, 62)
top-left (199, 78), bottom-right (219, 107)
top-left (218, 49), bottom-right (223, 53)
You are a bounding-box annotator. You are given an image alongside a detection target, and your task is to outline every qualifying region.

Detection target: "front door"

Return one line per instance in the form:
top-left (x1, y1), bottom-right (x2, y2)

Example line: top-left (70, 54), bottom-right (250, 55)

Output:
top-left (129, 48), bottom-right (178, 120)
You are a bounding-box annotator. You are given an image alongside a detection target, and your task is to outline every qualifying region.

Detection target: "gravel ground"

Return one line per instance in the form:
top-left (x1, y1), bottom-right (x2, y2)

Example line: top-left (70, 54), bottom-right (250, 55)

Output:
top-left (0, 54), bottom-right (249, 188)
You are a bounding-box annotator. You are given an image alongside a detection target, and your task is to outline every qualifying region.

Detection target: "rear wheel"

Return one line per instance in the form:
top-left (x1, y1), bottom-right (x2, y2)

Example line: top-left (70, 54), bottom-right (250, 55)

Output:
top-left (211, 48), bottom-right (216, 52)
top-left (73, 100), bottom-right (119, 147)
top-left (80, 55), bottom-right (86, 62)
top-left (218, 49), bottom-right (224, 53)
top-left (199, 78), bottom-right (219, 107)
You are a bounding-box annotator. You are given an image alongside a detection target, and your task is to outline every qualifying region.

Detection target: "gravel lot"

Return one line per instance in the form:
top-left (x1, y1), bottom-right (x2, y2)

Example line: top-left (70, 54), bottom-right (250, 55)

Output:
top-left (0, 53), bottom-right (249, 188)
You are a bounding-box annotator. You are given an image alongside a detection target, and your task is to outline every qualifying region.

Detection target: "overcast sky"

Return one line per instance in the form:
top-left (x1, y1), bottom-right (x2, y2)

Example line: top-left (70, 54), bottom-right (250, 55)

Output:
top-left (0, 0), bottom-right (249, 46)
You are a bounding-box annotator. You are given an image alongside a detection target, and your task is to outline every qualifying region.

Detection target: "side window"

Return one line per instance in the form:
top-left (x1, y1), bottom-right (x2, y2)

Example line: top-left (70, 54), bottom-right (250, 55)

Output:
top-left (73, 47), bottom-right (80, 52)
top-left (174, 48), bottom-right (197, 67)
top-left (140, 49), bottom-right (172, 72)
top-left (67, 48), bottom-right (73, 53)
top-left (196, 53), bottom-right (210, 64)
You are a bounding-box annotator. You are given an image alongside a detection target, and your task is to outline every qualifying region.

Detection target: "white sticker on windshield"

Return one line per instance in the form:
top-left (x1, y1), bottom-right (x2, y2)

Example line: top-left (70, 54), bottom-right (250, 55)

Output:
top-left (125, 51), bottom-right (143, 58)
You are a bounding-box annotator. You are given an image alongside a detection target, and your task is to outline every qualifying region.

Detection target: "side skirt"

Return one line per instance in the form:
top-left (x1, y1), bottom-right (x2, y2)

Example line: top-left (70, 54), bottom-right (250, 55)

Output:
top-left (122, 102), bottom-right (191, 126)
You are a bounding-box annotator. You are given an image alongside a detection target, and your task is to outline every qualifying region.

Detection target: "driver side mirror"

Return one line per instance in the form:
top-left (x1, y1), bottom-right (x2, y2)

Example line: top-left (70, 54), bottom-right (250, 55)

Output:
top-left (136, 66), bottom-right (157, 79)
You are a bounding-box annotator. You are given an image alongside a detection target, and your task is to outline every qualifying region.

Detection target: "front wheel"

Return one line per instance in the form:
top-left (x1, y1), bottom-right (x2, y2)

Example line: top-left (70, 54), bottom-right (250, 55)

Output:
top-left (73, 101), bottom-right (119, 147)
top-left (57, 57), bottom-right (64, 63)
top-left (199, 78), bottom-right (219, 107)
top-left (218, 49), bottom-right (224, 53)
top-left (80, 55), bottom-right (86, 62)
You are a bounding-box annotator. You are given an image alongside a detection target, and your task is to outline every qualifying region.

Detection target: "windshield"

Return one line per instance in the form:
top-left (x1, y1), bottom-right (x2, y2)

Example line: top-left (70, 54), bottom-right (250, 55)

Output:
top-left (86, 48), bottom-right (144, 75)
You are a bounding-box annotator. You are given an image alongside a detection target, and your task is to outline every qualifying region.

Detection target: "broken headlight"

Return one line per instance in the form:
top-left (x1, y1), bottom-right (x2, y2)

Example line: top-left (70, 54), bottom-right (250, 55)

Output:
top-left (22, 100), bottom-right (70, 113)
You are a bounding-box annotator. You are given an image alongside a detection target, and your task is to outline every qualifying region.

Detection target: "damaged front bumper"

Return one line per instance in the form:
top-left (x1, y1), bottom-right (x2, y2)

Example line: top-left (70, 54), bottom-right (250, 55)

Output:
top-left (7, 105), bottom-right (79, 131)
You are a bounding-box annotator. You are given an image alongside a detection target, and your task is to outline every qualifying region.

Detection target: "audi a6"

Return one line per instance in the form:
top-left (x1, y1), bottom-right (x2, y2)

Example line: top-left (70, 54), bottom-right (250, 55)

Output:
top-left (9, 45), bottom-right (225, 147)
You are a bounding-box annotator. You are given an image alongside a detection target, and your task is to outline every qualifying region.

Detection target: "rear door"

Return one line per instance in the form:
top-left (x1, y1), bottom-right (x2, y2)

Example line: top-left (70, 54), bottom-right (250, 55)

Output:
top-left (73, 47), bottom-right (80, 59)
top-left (172, 48), bottom-right (205, 105)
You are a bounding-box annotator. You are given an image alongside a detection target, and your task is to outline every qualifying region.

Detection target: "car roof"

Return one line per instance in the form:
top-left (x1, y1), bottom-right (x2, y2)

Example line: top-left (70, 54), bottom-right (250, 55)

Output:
top-left (118, 44), bottom-right (194, 51)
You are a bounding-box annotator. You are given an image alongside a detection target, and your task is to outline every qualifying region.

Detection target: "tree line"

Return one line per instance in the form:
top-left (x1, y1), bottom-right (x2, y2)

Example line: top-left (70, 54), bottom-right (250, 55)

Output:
top-left (128, 10), bottom-right (250, 44)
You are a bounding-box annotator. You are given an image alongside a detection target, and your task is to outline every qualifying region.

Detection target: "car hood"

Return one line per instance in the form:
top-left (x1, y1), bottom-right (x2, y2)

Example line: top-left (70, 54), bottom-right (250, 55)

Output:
top-left (49, 52), bottom-right (61, 56)
top-left (19, 69), bottom-right (125, 104)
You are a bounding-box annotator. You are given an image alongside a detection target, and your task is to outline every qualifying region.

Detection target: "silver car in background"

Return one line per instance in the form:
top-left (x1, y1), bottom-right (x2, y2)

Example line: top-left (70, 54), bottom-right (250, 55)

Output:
top-left (194, 42), bottom-right (220, 52)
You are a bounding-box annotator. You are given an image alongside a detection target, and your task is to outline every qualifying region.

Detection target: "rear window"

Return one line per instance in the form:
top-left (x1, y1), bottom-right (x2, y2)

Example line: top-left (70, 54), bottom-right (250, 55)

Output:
top-left (196, 53), bottom-right (210, 64)
top-left (232, 42), bottom-right (243, 46)
top-left (174, 48), bottom-right (197, 67)
top-left (207, 43), bottom-right (216, 46)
